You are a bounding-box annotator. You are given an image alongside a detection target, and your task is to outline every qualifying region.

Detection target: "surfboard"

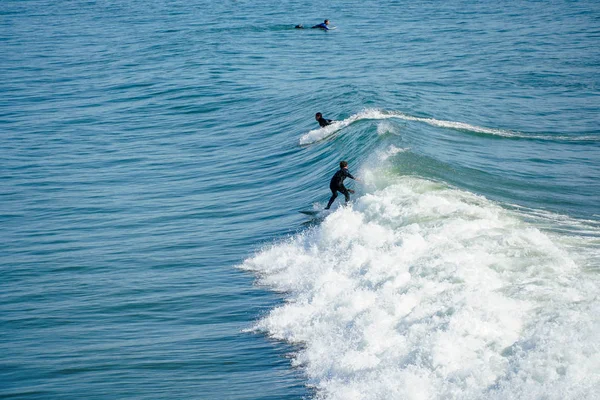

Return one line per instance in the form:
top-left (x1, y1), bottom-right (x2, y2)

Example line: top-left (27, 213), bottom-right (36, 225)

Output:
top-left (299, 210), bottom-right (322, 216)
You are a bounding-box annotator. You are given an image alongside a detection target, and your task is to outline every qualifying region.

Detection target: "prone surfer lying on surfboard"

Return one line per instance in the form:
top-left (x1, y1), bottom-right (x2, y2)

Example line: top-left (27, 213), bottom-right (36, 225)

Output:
top-left (312, 20), bottom-right (331, 30)
top-left (325, 160), bottom-right (360, 209)
top-left (295, 20), bottom-right (332, 30)
top-left (315, 112), bottom-right (333, 127)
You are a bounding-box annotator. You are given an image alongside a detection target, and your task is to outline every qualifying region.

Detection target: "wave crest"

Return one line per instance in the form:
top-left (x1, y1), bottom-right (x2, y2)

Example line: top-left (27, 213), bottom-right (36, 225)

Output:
top-left (299, 109), bottom-right (597, 144)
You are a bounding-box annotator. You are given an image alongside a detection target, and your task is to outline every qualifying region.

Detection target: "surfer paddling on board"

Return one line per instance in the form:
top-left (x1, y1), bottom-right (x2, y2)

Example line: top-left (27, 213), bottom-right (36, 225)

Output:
top-left (325, 161), bottom-right (360, 209)
top-left (295, 20), bottom-right (333, 30)
top-left (315, 112), bottom-right (333, 127)
top-left (312, 19), bottom-right (331, 30)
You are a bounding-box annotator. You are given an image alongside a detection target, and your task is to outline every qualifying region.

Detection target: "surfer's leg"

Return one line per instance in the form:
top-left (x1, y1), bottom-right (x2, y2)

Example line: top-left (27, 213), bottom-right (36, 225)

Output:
top-left (340, 187), bottom-right (350, 204)
top-left (325, 189), bottom-right (338, 209)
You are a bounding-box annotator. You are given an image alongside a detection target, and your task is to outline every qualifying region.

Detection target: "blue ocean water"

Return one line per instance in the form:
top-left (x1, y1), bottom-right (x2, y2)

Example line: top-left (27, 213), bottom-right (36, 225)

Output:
top-left (1, 0), bottom-right (599, 399)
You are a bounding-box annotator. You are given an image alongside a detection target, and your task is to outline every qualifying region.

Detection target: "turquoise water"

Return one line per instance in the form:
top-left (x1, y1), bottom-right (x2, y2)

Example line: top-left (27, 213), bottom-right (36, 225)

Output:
top-left (2, 1), bottom-right (599, 399)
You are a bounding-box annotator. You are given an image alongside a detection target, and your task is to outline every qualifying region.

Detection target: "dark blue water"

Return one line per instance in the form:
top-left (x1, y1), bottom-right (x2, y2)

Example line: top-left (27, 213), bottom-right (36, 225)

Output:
top-left (2, 1), bottom-right (599, 399)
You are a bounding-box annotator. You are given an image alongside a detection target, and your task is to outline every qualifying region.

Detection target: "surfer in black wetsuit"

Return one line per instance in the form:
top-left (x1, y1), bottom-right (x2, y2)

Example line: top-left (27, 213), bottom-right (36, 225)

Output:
top-left (325, 161), bottom-right (360, 209)
top-left (315, 112), bottom-right (333, 128)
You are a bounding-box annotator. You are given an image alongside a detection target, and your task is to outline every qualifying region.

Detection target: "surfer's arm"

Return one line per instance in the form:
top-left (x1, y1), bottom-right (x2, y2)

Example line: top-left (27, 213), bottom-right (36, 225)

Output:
top-left (345, 170), bottom-right (358, 181)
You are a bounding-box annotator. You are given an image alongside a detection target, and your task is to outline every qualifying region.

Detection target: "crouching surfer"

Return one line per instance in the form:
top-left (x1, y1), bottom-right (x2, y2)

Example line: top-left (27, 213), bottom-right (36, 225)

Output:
top-left (325, 161), bottom-right (360, 209)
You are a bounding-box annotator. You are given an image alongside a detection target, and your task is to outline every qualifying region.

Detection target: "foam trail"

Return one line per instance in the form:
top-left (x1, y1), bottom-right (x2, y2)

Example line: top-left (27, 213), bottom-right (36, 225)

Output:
top-left (242, 176), bottom-right (600, 399)
top-left (299, 110), bottom-right (391, 145)
top-left (299, 109), bottom-right (514, 145)
top-left (299, 109), bottom-right (598, 144)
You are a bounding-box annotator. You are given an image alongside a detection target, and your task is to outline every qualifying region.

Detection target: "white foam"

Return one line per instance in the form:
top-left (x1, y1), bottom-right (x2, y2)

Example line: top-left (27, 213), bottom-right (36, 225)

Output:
top-left (242, 175), bottom-right (600, 399)
top-left (377, 145), bottom-right (407, 162)
top-left (376, 121), bottom-right (400, 136)
top-left (299, 110), bottom-right (397, 145)
top-left (298, 109), bottom-right (598, 144)
top-left (398, 113), bottom-right (515, 137)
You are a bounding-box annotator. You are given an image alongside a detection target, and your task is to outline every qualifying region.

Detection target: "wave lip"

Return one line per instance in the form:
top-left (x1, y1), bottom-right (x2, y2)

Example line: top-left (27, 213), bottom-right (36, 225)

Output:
top-left (299, 109), bottom-right (597, 144)
top-left (299, 109), bottom-right (396, 145)
top-left (242, 176), bottom-right (600, 399)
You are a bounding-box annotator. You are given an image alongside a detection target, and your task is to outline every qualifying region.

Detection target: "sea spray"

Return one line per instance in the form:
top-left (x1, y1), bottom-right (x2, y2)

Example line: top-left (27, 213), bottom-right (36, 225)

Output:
top-left (242, 176), bottom-right (600, 400)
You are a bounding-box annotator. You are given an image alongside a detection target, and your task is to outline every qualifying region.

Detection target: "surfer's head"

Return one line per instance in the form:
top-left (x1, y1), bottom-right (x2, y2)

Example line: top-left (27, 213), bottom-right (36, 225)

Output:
top-left (340, 160), bottom-right (348, 169)
top-left (324, 20), bottom-right (329, 25)
top-left (315, 112), bottom-right (322, 120)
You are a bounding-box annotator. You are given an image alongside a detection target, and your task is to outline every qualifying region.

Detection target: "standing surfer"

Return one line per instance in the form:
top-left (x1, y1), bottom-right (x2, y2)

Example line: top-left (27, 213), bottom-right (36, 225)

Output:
top-left (325, 161), bottom-right (360, 209)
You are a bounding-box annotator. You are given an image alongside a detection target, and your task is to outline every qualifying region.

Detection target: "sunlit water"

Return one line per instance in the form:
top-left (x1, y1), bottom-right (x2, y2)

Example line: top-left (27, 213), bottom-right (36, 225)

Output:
top-left (2, 0), bottom-right (599, 399)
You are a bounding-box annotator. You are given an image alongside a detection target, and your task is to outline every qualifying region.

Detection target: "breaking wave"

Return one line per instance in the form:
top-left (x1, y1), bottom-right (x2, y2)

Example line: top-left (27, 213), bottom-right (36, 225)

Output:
top-left (242, 173), bottom-right (600, 399)
top-left (299, 109), bottom-right (598, 145)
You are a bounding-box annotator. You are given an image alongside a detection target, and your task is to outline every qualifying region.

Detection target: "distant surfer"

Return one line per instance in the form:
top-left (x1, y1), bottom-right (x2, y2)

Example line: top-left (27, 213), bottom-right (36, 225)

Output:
top-left (312, 19), bottom-right (331, 30)
top-left (295, 20), bottom-right (332, 30)
top-left (315, 112), bottom-right (333, 128)
top-left (325, 161), bottom-right (360, 209)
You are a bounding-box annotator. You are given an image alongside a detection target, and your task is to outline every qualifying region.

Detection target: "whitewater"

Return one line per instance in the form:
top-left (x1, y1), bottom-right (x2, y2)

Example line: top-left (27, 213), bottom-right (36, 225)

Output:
top-left (242, 157), bottom-right (600, 400)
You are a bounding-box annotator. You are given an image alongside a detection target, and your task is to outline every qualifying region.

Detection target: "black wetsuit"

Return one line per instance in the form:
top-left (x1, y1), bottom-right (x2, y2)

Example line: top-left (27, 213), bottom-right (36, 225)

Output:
top-left (326, 168), bottom-right (355, 209)
top-left (317, 116), bottom-right (333, 127)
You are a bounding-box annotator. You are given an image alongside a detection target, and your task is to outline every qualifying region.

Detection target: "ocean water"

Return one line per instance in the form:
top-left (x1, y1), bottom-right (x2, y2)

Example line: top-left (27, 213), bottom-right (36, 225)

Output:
top-left (1, 0), bottom-right (599, 399)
